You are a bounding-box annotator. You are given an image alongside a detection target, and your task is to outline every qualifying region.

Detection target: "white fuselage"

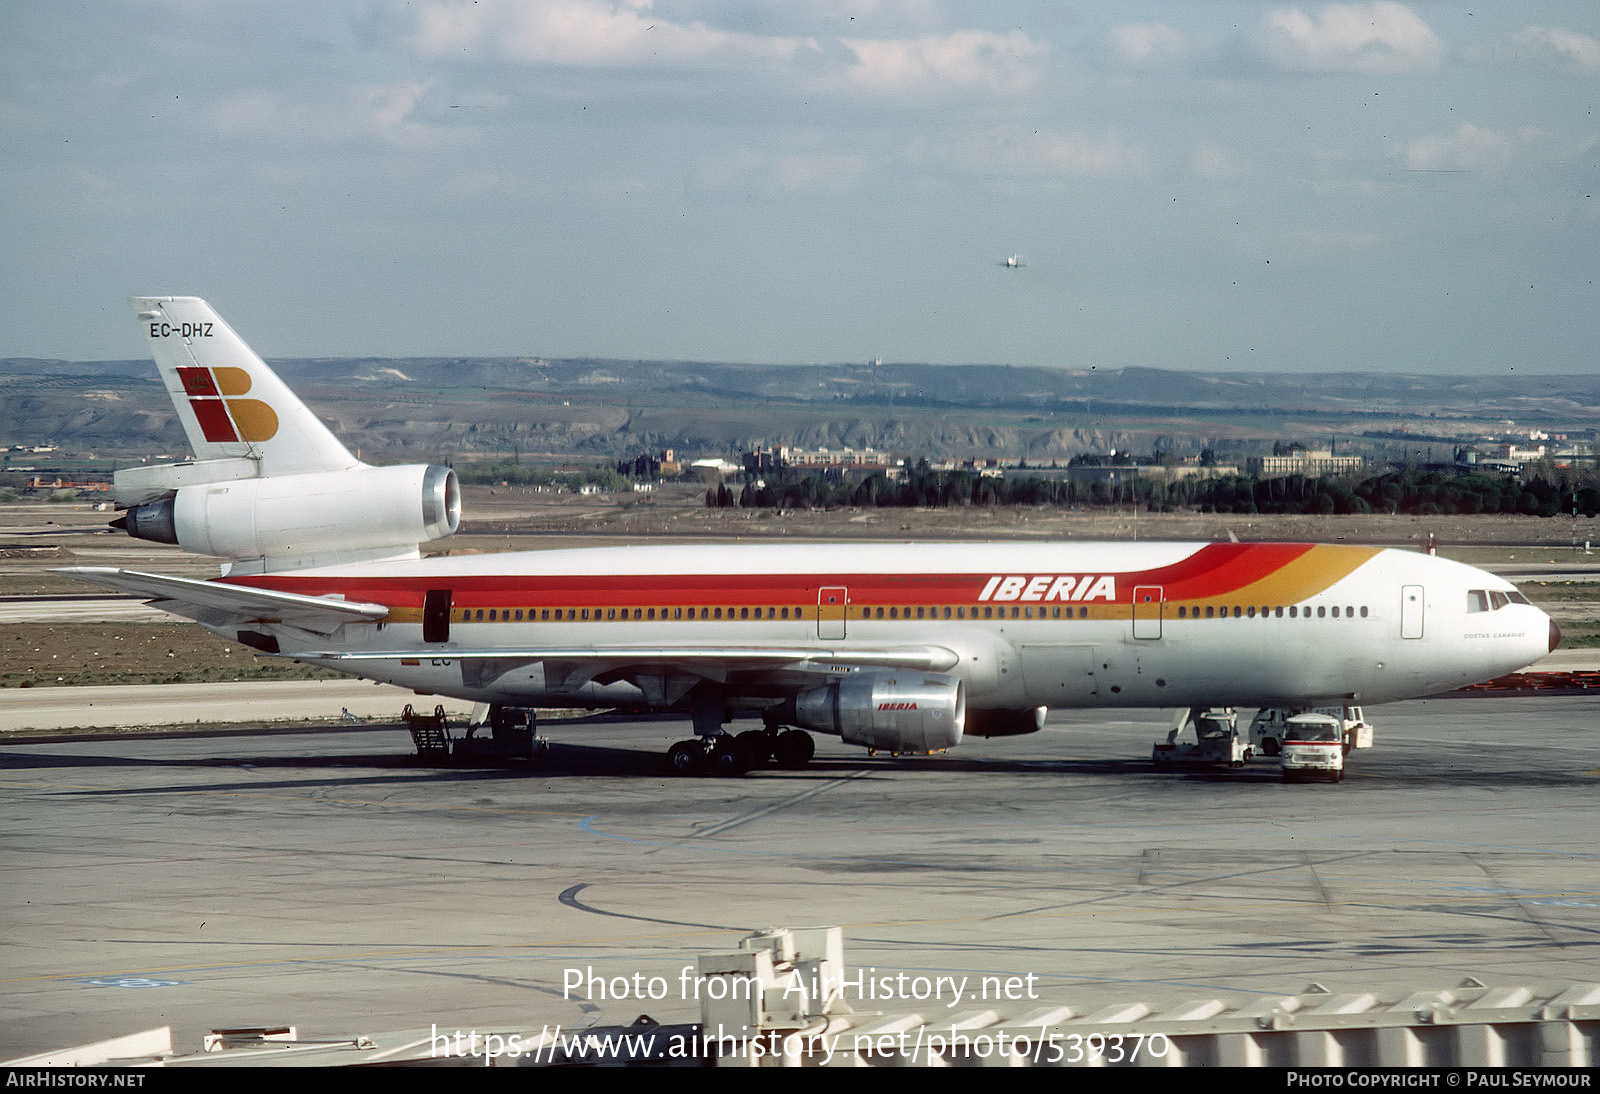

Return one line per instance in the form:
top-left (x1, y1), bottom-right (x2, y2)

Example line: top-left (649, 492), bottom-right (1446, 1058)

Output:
top-left (224, 541), bottom-right (1554, 712)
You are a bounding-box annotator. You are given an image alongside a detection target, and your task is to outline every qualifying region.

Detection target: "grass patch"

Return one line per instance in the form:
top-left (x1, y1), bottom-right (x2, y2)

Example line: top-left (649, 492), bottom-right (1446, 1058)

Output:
top-left (1, 622), bottom-right (344, 688)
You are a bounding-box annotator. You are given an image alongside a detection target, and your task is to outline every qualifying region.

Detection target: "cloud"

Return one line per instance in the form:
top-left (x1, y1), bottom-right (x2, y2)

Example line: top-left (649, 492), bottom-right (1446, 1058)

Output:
top-left (213, 81), bottom-right (445, 146)
top-left (1190, 144), bottom-right (1247, 180)
top-left (1472, 26), bottom-right (1600, 74)
top-left (835, 29), bottom-right (1046, 98)
top-left (406, 1), bottom-right (1047, 102)
top-left (1397, 123), bottom-right (1547, 173)
top-left (410, 0), bottom-right (812, 70)
top-left (940, 126), bottom-right (1147, 180)
top-left (696, 148), bottom-right (870, 194)
top-left (1107, 23), bottom-right (1189, 68)
top-left (1252, 2), bottom-right (1443, 75)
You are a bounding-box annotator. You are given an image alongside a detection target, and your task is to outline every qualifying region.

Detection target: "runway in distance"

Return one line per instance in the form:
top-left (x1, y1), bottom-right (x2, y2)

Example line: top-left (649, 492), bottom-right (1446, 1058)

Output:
top-left (64, 297), bottom-right (1560, 774)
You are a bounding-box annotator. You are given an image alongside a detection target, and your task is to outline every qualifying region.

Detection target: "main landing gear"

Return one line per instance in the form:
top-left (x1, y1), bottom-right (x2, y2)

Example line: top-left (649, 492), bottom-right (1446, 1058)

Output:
top-left (665, 728), bottom-right (814, 776)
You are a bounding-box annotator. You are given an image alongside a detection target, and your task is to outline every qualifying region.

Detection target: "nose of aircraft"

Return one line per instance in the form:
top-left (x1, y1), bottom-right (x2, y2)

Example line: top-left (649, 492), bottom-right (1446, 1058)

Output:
top-left (1550, 616), bottom-right (1563, 653)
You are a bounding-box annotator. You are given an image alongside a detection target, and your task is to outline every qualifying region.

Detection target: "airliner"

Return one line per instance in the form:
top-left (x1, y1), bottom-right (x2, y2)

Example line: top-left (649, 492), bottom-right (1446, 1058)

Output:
top-left (63, 297), bottom-right (1560, 775)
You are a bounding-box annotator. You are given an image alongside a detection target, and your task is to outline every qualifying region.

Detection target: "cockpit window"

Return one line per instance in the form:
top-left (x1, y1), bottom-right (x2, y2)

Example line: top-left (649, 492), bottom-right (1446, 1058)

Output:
top-left (1468, 589), bottom-right (1526, 612)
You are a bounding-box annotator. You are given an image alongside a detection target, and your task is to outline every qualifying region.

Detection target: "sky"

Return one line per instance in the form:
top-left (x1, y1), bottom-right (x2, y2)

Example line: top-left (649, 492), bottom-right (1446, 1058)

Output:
top-left (2, 1), bottom-right (1597, 374)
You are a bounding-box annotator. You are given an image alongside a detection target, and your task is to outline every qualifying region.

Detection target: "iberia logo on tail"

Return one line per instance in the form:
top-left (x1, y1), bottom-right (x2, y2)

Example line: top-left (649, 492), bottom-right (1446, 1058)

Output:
top-left (176, 366), bottom-right (279, 443)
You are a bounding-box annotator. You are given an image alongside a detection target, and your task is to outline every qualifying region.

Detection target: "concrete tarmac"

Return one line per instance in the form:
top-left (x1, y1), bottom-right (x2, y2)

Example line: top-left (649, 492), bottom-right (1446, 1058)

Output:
top-left (2, 695), bottom-right (1597, 1060)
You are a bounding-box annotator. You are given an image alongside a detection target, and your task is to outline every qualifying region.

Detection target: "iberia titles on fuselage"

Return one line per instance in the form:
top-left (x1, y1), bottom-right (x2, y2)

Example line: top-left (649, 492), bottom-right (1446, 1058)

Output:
top-left (62, 297), bottom-right (1559, 771)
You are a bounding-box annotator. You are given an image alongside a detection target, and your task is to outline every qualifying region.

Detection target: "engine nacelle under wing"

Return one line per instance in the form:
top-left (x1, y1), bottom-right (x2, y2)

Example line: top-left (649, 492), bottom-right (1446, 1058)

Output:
top-left (965, 707), bottom-right (1048, 738)
top-left (118, 463), bottom-right (459, 567)
top-left (783, 672), bottom-right (965, 753)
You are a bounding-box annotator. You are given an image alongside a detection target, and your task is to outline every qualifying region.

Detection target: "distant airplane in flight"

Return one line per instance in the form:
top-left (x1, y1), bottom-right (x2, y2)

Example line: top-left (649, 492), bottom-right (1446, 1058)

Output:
top-left (1000, 254), bottom-right (1025, 268)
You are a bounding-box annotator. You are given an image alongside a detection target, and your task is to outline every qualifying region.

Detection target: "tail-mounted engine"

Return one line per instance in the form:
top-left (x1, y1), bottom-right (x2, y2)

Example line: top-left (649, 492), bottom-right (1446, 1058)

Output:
top-left (768, 672), bottom-right (965, 753)
top-left (114, 462), bottom-right (459, 571)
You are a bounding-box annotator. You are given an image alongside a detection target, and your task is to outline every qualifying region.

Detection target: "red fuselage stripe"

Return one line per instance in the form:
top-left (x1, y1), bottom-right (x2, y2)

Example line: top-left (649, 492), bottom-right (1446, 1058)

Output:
top-left (228, 544), bottom-right (1350, 611)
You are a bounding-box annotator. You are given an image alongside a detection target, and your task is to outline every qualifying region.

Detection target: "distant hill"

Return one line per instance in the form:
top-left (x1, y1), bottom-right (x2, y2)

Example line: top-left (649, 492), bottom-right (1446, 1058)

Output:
top-left (3, 357), bottom-right (1595, 462)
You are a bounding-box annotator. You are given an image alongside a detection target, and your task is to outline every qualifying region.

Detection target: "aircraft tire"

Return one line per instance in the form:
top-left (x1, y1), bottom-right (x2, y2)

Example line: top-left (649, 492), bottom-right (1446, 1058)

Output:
top-left (667, 740), bottom-right (705, 776)
top-left (737, 730), bottom-right (773, 766)
top-left (710, 738), bottom-right (753, 777)
top-left (774, 729), bottom-right (814, 769)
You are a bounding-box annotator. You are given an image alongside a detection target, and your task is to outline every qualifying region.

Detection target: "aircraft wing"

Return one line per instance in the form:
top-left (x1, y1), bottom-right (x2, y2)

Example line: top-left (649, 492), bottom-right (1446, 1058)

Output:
top-left (57, 567), bottom-right (389, 635)
top-left (300, 645), bottom-right (961, 696)
top-left (306, 645), bottom-right (958, 669)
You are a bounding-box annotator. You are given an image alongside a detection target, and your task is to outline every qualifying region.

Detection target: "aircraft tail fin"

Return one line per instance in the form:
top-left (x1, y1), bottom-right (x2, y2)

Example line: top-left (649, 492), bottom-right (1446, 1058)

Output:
top-left (130, 297), bottom-right (358, 477)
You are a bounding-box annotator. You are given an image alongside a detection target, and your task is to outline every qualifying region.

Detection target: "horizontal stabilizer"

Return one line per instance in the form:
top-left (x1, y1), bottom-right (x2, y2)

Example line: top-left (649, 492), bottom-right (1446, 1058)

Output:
top-left (57, 567), bottom-right (388, 635)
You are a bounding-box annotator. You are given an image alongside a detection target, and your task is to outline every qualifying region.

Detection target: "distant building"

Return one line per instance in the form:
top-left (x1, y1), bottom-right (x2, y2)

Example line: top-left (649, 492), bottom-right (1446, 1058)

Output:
top-left (617, 449), bottom-right (682, 478)
top-left (27, 477), bottom-right (110, 492)
top-left (743, 445), bottom-right (905, 480)
top-left (1246, 451), bottom-right (1365, 478)
top-left (1007, 464), bottom-right (1239, 484)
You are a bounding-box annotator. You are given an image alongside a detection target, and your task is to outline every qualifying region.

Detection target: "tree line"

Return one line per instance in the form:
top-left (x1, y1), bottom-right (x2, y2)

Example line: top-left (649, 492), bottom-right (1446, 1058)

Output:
top-left (713, 465), bottom-right (1600, 518)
